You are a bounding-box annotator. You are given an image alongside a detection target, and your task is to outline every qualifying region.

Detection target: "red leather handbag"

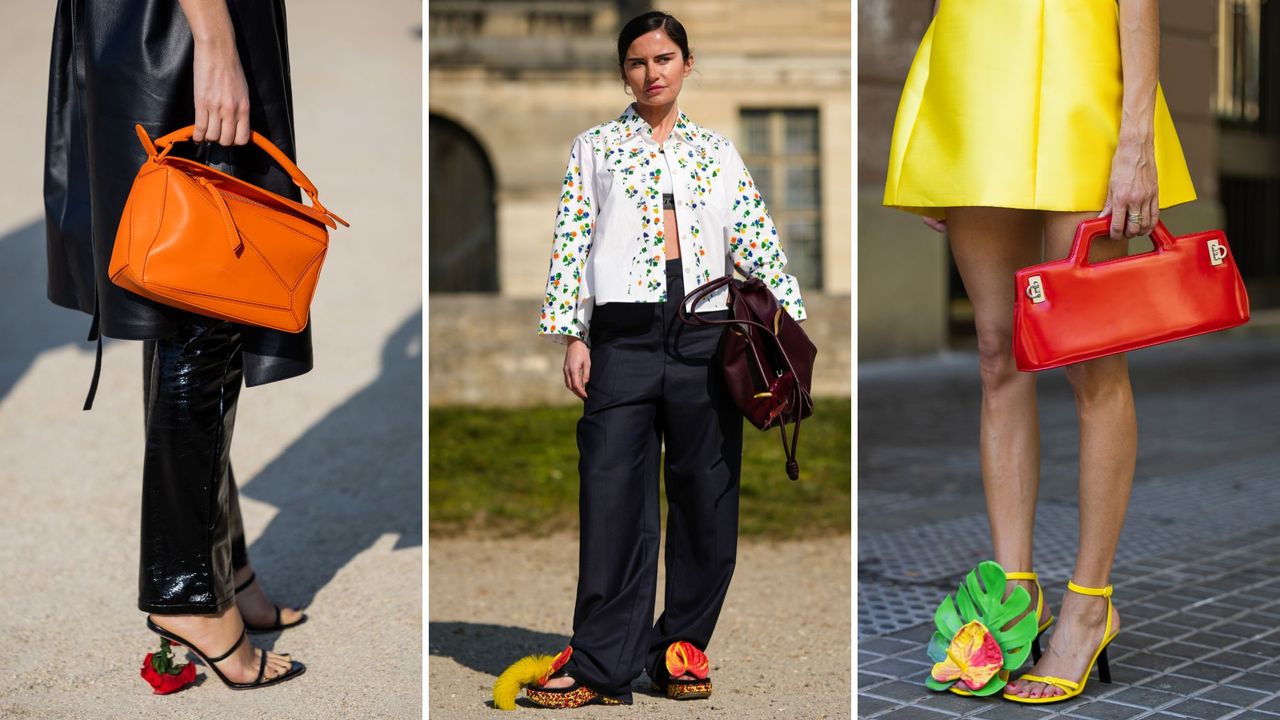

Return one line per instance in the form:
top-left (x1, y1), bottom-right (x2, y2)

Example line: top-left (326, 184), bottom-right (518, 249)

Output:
top-left (1012, 216), bottom-right (1250, 372)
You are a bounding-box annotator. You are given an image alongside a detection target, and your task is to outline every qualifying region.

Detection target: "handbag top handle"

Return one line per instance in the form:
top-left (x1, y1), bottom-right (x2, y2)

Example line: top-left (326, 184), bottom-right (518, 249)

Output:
top-left (1068, 215), bottom-right (1176, 267)
top-left (137, 124), bottom-right (348, 229)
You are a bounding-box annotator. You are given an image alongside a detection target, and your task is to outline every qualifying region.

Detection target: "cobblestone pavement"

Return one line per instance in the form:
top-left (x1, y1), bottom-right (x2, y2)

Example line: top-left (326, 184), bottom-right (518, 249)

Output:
top-left (858, 333), bottom-right (1280, 719)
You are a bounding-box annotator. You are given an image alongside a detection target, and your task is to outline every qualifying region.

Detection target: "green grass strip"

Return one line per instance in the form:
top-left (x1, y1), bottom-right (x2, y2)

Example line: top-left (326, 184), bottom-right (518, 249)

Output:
top-left (429, 398), bottom-right (850, 538)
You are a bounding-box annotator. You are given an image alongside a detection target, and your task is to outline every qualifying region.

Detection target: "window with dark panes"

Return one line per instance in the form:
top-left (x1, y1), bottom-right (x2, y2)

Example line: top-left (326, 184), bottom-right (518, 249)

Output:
top-left (740, 109), bottom-right (823, 290)
top-left (1217, 0), bottom-right (1264, 125)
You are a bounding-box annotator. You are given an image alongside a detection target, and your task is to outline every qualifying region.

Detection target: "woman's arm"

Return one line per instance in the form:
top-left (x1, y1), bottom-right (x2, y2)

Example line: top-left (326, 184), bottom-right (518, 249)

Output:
top-left (177, 0), bottom-right (250, 146)
top-left (1105, 0), bottom-right (1161, 240)
top-left (538, 136), bottom-right (597, 398)
top-left (722, 143), bottom-right (806, 321)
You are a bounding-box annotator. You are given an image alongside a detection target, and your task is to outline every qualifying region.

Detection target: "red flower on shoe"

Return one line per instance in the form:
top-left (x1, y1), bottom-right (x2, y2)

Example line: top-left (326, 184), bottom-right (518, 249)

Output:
top-left (140, 638), bottom-right (197, 694)
top-left (665, 641), bottom-right (709, 680)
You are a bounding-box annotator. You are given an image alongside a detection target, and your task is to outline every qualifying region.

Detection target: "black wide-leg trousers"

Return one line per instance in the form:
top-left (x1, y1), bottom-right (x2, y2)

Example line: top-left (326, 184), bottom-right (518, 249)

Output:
top-left (138, 320), bottom-right (250, 614)
top-left (561, 259), bottom-right (743, 703)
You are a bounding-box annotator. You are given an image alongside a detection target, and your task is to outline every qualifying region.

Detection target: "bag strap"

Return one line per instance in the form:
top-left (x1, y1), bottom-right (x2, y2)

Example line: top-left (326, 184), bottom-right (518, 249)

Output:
top-left (140, 124), bottom-right (348, 228)
top-left (82, 299), bottom-right (103, 411)
top-left (778, 391), bottom-right (804, 480)
top-left (675, 276), bottom-right (735, 325)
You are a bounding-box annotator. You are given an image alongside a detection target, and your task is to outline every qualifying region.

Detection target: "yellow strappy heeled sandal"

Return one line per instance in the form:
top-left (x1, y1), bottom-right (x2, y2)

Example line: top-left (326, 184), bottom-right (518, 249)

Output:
top-left (1002, 580), bottom-right (1118, 704)
top-left (949, 570), bottom-right (1055, 697)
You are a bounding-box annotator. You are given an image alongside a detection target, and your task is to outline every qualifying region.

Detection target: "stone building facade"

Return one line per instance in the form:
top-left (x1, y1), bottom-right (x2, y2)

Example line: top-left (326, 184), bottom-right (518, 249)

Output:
top-left (429, 0), bottom-right (851, 405)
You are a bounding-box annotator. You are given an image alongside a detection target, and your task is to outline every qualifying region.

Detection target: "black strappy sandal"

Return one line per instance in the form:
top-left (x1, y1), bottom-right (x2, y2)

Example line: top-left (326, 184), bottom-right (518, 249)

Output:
top-left (235, 572), bottom-right (308, 634)
top-left (146, 616), bottom-right (305, 690)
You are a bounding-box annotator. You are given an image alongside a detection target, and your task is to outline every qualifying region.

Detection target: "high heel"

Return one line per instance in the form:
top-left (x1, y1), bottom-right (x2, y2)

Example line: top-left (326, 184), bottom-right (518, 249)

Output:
top-left (235, 572), bottom-right (308, 634)
top-left (949, 570), bottom-right (1054, 697)
top-left (145, 616), bottom-right (305, 690)
top-left (1002, 580), bottom-right (1117, 704)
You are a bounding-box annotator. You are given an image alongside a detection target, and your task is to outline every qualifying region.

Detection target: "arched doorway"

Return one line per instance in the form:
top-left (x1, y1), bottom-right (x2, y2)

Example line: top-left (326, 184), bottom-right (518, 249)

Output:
top-left (429, 114), bottom-right (497, 292)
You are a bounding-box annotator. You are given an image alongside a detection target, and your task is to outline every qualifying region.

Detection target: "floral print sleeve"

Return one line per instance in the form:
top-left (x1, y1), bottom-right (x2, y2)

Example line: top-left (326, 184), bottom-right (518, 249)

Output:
top-left (722, 142), bottom-right (807, 321)
top-left (538, 136), bottom-right (595, 344)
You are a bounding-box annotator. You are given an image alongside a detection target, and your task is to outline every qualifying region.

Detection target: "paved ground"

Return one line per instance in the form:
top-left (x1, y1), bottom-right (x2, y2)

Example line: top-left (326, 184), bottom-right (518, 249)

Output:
top-left (858, 332), bottom-right (1280, 719)
top-left (429, 535), bottom-right (852, 718)
top-left (0, 3), bottom-right (422, 718)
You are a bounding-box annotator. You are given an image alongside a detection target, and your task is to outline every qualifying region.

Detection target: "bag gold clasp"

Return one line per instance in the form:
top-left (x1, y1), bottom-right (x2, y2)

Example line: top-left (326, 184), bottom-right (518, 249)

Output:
top-left (1208, 239), bottom-right (1227, 266)
top-left (1026, 275), bottom-right (1046, 304)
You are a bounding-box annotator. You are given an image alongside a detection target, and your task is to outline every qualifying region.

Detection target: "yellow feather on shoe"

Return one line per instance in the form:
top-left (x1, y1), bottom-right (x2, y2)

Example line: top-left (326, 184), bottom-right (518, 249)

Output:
top-left (493, 655), bottom-right (556, 711)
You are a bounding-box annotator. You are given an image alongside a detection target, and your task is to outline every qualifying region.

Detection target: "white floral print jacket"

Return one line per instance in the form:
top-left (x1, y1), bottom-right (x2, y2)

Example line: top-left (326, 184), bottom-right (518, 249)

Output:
top-left (537, 104), bottom-right (806, 344)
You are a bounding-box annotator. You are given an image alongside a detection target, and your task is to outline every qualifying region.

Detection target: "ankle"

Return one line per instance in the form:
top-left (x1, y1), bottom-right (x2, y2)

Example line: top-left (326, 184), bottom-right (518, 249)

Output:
top-left (1003, 578), bottom-right (1038, 607)
top-left (1059, 593), bottom-right (1110, 624)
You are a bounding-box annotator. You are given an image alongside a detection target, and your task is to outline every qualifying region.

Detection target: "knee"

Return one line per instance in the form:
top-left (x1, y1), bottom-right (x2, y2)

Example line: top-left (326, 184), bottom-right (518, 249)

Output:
top-left (975, 330), bottom-right (1021, 392)
top-left (1063, 356), bottom-right (1130, 408)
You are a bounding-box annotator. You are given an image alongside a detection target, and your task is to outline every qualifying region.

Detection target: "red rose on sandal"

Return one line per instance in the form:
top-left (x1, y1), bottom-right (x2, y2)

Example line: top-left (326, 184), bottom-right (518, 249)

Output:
top-left (140, 638), bottom-right (197, 694)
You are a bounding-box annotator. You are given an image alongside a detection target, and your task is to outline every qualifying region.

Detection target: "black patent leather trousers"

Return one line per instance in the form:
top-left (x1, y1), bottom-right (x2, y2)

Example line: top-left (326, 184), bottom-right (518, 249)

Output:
top-left (138, 321), bottom-right (249, 614)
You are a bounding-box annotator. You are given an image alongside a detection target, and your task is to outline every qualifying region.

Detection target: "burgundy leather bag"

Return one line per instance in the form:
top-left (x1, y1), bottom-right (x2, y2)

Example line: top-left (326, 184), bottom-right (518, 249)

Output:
top-left (679, 274), bottom-right (816, 480)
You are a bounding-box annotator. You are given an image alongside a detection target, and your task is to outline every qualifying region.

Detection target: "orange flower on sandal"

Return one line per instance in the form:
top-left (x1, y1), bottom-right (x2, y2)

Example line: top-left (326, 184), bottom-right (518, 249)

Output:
top-left (665, 641), bottom-right (709, 680)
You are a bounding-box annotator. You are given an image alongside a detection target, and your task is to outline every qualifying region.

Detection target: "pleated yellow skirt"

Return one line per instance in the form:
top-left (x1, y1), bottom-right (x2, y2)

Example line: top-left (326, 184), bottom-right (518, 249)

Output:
top-left (883, 0), bottom-right (1196, 219)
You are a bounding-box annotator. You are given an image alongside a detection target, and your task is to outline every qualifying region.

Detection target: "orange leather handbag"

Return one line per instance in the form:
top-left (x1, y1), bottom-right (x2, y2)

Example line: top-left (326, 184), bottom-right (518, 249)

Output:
top-left (1013, 216), bottom-right (1250, 372)
top-left (109, 124), bottom-right (347, 333)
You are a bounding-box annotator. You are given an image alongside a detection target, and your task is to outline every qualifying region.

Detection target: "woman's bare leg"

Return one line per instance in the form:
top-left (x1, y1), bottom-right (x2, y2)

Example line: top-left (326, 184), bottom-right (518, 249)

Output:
top-left (1008, 211), bottom-right (1131, 699)
top-left (946, 207), bottom-right (1046, 613)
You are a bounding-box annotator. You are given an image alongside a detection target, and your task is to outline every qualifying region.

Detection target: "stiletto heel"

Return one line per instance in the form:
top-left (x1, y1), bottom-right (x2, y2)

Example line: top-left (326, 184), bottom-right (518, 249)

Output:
top-left (1003, 580), bottom-right (1118, 704)
top-left (146, 616), bottom-right (305, 690)
top-left (950, 570), bottom-right (1053, 697)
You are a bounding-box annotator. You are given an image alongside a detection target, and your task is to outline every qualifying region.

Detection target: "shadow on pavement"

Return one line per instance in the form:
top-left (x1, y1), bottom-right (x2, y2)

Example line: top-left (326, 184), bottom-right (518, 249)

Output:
top-left (3, 212), bottom-right (421, 610)
top-left (428, 621), bottom-right (570, 676)
top-left (241, 308), bottom-right (423, 607)
top-left (0, 219), bottom-right (95, 405)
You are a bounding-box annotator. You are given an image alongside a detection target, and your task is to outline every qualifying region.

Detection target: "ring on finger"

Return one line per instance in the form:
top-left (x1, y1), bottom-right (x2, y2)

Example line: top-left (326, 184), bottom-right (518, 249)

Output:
top-left (1126, 210), bottom-right (1143, 225)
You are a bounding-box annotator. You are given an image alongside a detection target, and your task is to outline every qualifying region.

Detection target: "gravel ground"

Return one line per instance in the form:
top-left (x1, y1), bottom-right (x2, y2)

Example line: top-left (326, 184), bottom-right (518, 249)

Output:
top-left (428, 535), bottom-right (852, 719)
top-left (0, 2), bottom-right (422, 718)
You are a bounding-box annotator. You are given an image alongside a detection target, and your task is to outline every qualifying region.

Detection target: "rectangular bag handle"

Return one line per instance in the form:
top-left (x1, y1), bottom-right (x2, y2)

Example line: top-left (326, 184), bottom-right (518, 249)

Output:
top-left (142, 124), bottom-right (348, 228)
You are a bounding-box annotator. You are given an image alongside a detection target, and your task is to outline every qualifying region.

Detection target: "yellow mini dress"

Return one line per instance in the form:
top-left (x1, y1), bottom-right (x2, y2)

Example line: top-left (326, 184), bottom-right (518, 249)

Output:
top-left (883, 0), bottom-right (1196, 219)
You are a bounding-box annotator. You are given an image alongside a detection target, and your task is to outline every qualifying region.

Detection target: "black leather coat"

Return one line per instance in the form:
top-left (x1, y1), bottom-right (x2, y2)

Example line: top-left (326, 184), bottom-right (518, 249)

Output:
top-left (44, 0), bottom-right (312, 389)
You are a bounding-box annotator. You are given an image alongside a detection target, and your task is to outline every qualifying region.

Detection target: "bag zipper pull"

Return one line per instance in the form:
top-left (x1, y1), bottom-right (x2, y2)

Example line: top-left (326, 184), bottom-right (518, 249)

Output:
top-left (197, 177), bottom-right (245, 254)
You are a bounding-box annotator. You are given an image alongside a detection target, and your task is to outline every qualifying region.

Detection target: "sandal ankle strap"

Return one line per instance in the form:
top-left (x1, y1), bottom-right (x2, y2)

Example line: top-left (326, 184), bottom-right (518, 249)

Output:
top-left (235, 572), bottom-right (257, 594)
top-left (1066, 580), bottom-right (1117, 651)
top-left (1006, 571), bottom-right (1050, 627)
top-left (1066, 580), bottom-right (1113, 597)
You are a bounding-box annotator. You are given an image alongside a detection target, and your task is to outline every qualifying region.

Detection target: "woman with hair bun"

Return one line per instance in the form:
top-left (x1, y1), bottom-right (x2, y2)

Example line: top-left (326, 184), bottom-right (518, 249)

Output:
top-left (494, 10), bottom-right (806, 710)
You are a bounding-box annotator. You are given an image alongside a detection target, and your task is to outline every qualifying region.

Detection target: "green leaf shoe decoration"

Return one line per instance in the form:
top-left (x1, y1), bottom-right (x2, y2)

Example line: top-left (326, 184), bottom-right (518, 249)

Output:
top-left (924, 561), bottom-right (1039, 696)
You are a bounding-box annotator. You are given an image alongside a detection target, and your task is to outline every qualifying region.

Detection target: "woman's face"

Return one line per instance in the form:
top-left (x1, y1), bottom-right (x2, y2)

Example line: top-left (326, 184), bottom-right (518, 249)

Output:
top-left (622, 30), bottom-right (693, 108)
